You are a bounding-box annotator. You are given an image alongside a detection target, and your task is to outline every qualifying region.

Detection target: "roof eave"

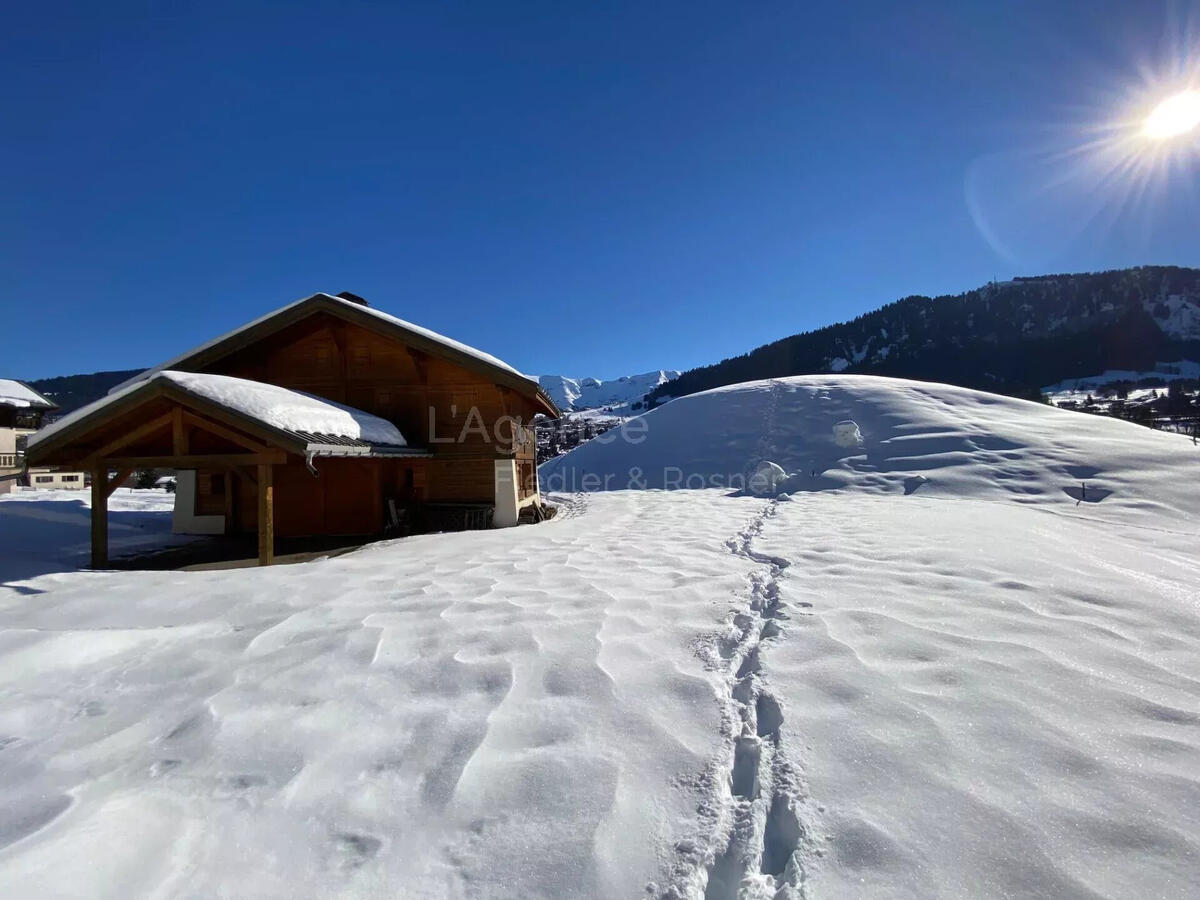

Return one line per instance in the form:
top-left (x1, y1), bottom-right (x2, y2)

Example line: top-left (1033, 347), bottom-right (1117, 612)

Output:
top-left (304, 443), bottom-right (434, 459)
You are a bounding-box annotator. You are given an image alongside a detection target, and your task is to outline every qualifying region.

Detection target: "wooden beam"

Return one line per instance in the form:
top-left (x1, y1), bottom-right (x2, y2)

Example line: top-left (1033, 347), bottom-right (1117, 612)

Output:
top-left (257, 463), bottom-right (274, 566)
top-left (172, 408), bottom-right (188, 455)
top-left (181, 411), bottom-right (271, 453)
top-left (406, 347), bottom-right (431, 384)
top-left (103, 451), bottom-right (287, 469)
top-left (105, 467), bottom-right (135, 498)
top-left (91, 464), bottom-right (107, 569)
top-left (83, 412), bottom-right (174, 467)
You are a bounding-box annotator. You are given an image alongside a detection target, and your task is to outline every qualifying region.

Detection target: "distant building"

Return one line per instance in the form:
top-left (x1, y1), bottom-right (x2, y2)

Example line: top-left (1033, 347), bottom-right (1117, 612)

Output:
top-left (0, 379), bottom-right (86, 494)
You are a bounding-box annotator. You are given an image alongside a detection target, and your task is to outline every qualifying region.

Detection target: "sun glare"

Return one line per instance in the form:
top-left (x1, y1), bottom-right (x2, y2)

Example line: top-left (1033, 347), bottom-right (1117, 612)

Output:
top-left (1142, 90), bottom-right (1200, 139)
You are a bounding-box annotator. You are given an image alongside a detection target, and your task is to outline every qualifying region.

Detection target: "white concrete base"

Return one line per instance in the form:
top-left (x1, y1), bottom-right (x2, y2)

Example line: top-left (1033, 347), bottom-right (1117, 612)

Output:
top-left (493, 459), bottom-right (541, 527)
top-left (493, 460), bottom-right (520, 527)
top-left (172, 470), bottom-right (225, 535)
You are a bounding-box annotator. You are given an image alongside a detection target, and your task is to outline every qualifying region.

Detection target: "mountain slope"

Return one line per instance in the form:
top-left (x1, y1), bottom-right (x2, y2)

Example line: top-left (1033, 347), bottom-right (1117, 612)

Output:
top-left (26, 369), bottom-right (142, 417)
top-left (647, 266), bottom-right (1200, 405)
top-left (537, 370), bottom-right (680, 413)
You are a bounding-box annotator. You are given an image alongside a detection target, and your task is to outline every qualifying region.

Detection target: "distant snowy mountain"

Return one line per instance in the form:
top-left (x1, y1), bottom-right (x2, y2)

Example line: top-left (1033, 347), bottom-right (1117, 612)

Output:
top-left (537, 370), bottom-right (680, 414)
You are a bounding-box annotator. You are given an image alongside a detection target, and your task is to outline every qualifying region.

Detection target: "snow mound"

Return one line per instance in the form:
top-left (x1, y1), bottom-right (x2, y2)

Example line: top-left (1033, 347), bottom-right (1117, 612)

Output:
top-left (749, 460), bottom-right (789, 496)
top-left (832, 419), bottom-right (862, 447)
top-left (540, 375), bottom-right (1200, 525)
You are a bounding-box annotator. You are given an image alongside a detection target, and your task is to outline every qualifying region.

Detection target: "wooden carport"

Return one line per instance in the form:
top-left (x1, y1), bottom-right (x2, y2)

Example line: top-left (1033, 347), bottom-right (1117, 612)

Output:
top-left (24, 373), bottom-right (423, 568)
top-left (86, 409), bottom-right (285, 567)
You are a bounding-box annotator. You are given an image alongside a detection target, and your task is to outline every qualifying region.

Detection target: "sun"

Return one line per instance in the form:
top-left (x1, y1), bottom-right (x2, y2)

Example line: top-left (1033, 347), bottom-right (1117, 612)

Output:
top-left (1142, 90), bottom-right (1200, 139)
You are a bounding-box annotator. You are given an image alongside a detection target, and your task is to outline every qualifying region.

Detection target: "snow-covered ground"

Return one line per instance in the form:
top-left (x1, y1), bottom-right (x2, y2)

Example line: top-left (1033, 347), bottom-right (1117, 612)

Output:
top-left (0, 488), bottom-right (184, 582)
top-left (2, 376), bottom-right (1199, 899)
top-left (0, 491), bottom-right (760, 898)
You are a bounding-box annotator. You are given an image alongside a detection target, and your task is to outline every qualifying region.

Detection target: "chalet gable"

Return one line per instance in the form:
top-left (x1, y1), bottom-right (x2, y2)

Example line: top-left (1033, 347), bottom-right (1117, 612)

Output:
top-left (111, 293), bottom-right (559, 417)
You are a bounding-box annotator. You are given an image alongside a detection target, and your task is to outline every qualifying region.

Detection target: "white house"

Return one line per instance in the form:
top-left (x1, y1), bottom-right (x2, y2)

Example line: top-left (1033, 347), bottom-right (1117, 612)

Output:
top-left (0, 379), bottom-right (86, 494)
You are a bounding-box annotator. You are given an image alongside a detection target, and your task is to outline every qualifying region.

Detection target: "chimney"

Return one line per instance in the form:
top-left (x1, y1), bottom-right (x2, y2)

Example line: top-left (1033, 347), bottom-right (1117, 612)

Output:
top-left (336, 291), bottom-right (369, 307)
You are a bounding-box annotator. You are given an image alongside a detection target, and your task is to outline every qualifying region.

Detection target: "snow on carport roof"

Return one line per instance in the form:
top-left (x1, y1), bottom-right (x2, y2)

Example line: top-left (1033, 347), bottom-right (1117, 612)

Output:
top-left (108, 292), bottom-right (537, 395)
top-left (28, 371), bottom-right (407, 451)
top-left (160, 372), bottom-right (407, 445)
top-left (0, 379), bottom-right (56, 409)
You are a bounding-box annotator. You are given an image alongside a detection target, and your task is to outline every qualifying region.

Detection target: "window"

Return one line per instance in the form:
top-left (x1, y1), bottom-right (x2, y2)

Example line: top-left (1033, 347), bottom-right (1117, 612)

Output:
top-left (61, 475), bottom-right (80, 482)
top-left (35, 475), bottom-right (53, 484)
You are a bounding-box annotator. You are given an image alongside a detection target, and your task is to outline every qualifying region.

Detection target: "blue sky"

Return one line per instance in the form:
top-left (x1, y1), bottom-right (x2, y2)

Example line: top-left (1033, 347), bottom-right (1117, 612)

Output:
top-left (4, 1), bottom-right (1198, 380)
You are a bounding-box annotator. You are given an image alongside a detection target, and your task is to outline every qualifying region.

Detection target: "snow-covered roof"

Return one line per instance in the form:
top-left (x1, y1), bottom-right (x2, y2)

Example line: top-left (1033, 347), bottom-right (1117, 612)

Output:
top-left (162, 372), bottom-right (407, 445)
top-left (0, 379), bottom-right (55, 409)
top-left (28, 371), bottom-right (406, 452)
top-left (109, 293), bottom-right (538, 395)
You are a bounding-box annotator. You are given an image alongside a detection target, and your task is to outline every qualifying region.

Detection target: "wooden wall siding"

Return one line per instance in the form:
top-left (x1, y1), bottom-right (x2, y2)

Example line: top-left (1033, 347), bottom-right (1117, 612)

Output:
top-left (208, 457), bottom-right (392, 538)
top-left (425, 458), bottom-right (496, 504)
top-left (206, 314), bottom-right (540, 453)
top-left (195, 472), bottom-right (226, 516)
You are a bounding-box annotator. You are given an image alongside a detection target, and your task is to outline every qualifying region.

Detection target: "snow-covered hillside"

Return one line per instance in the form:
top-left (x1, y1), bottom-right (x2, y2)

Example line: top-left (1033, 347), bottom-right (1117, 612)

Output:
top-left (542, 375), bottom-right (1200, 525)
top-left (2, 376), bottom-right (1199, 899)
top-left (537, 370), bottom-right (679, 413)
top-left (1042, 359), bottom-right (1200, 396)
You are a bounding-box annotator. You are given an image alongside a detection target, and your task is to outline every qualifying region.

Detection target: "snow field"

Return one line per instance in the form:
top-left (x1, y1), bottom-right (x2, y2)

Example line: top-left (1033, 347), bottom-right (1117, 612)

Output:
top-left (754, 492), bottom-right (1200, 899)
top-left (0, 491), bottom-right (761, 898)
top-left (3, 375), bottom-right (1200, 898)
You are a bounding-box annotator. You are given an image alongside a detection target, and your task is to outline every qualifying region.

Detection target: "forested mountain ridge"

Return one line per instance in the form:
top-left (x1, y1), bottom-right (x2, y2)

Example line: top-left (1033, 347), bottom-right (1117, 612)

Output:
top-left (648, 266), bottom-right (1200, 404)
top-left (27, 369), bottom-right (142, 417)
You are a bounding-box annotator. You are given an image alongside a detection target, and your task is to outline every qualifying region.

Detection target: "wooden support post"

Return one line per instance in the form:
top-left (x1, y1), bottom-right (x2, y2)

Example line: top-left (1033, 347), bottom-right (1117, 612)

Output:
top-left (91, 465), bottom-right (108, 569)
top-left (257, 463), bottom-right (274, 566)
top-left (224, 469), bottom-right (236, 535)
top-left (172, 407), bottom-right (187, 455)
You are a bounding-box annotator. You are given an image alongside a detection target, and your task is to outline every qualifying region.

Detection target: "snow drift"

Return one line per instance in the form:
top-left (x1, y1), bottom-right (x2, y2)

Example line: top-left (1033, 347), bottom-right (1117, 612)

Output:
top-left (540, 375), bottom-right (1200, 525)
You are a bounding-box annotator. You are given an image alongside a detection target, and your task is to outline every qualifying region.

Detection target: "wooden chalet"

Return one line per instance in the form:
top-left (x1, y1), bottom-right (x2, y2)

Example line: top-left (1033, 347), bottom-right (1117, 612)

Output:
top-left (25, 292), bottom-right (559, 567)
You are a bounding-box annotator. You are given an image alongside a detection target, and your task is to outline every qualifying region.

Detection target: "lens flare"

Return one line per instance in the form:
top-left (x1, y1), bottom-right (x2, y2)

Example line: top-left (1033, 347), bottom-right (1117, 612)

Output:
top-left (1143, 90), bottom-right (1200, 138)
top-left (965, 18), bottom-right (1200, 270)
